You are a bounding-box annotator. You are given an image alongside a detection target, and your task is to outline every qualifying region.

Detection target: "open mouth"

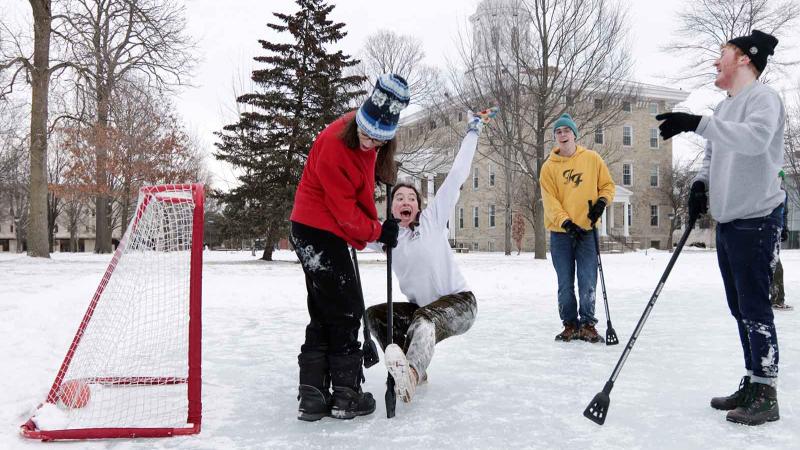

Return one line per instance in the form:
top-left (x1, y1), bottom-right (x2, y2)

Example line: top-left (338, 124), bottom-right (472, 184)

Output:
top-left (399, 207), bottom-right (413, 219)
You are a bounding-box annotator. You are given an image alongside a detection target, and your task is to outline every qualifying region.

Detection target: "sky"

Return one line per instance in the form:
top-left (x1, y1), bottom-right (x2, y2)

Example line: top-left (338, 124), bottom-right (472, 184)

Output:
top-left (4, 0), bottom-right (799, 187)
top-left (3, 248), bottom-right (799, 448)
top-left (173, 0), bottom-right (799, 190)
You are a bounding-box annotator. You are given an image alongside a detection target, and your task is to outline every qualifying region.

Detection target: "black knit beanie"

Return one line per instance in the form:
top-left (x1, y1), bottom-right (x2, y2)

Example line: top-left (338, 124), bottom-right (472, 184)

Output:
top-left (727, 30), bottom-right (778, 73)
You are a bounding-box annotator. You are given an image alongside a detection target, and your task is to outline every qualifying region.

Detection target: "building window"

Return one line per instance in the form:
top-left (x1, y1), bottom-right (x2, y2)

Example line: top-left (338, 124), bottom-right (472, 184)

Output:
top-left (649, 102), bottom-right (659, 115)
top-left (623, 125), bottom-right (633, 147)
top-left (622, 101), bottom-right (631, 112)
top-left (489, 205), bottom-right (496, 227)
top-left (650, 204), bottom-right (659, 227)
top-left (489, 165), bottom-right (496, 186)
top-left (472, 242), bottom-right (479, 251)
top-left (594, 98), bottom-right (603, 110)
top-left (594, 126), bottom-right (604, 145)
top-left (458, 111), bottom-right (463, 122)
top-left (473, 168), bottom-right (479, 190)
top-left (566, 96), bottom-right (574, 107)
top-left (473, 206), bottom-right (479, 228)
top-left (627, 204), bottom-right (632, 227)
top-left (429, 120), bottom-right (437, 130)
top-left (650, 240), bottom-right (661, 249)
top-left (54, 224), bottom-right (59, 233)
top-left (650, 165), bottom-right (659, 187)
top-left (488, 240), bottom-right (495, 252)
top-left (459, 208), bottom-right (464, 229)
top-left (650, 128), bottom-right (659, 149)
top-left (622, 163), bottom-right (632, 186)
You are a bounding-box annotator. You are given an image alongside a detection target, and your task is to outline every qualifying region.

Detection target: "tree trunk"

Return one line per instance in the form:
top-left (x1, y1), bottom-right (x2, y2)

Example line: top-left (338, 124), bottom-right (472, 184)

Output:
top-left (533, 129), bottom-right (547, 259)
top-left (504, 156), bottom-right (512, 255)
top-left (260, 247), bottom-right (274, 261)
top-left (95, 86), bottom-right (112, 253)
top-left (27, 0), bottom-right (52, 258)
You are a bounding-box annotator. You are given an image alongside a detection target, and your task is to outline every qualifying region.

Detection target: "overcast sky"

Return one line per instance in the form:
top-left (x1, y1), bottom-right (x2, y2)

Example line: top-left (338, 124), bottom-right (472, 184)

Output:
top-left (6, 1), bottom-right (799, 188)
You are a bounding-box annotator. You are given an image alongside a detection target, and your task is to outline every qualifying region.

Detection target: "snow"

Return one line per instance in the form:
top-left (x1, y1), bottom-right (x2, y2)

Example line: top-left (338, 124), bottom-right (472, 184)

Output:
top-left (1, 248), bottom-right (798, 449)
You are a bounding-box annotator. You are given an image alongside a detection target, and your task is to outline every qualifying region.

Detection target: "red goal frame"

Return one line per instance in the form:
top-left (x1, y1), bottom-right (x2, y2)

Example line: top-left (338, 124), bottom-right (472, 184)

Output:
top-left (21, 183), bottom-right (204, 440)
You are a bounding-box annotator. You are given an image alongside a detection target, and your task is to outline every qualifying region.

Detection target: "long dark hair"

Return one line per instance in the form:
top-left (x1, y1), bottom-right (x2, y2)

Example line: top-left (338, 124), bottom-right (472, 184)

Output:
top-left (340, 115), bottom-right (398, 185)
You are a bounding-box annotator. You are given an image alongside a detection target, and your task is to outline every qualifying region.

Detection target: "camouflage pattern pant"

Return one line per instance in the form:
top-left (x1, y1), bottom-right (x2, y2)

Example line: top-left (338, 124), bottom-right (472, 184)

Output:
top-left (770, 259), bottom-right (785, 306)
top-left (366, 291), bottom-right (477, 377)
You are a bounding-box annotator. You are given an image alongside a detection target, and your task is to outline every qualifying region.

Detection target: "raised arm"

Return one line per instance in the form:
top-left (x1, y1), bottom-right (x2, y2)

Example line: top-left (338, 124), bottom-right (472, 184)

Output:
top-left (426, 130), bottom-right (479, 229)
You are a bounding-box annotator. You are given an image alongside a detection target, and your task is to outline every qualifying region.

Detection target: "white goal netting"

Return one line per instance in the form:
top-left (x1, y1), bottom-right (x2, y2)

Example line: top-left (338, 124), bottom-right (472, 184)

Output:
top-left (23, 184), bottom-right (203, 439)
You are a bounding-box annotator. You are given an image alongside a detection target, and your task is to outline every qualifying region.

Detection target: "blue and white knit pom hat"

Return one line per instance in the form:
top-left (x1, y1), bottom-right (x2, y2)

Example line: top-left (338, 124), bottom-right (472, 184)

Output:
top-left (356, 74), bottom-right (410, 141)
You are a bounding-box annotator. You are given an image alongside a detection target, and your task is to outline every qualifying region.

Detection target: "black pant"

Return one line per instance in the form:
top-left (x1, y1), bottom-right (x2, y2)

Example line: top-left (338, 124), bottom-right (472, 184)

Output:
top-left (291, 222), bottom-right (363, 389)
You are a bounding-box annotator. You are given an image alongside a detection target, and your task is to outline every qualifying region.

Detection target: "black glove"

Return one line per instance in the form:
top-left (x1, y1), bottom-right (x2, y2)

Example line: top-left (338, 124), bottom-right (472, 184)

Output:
top-left (587, 198), bottom-right (607, 225)
top-left (655, 112), bottom-right (701, 140)
top-left (781, 228), bottom-right (788, 242)
top-left (687, 181), bottom-right (708, 222)
top-left (377, 218), bottom-right (400, 248)
top-left (561, 220), bottom-right (586, 242)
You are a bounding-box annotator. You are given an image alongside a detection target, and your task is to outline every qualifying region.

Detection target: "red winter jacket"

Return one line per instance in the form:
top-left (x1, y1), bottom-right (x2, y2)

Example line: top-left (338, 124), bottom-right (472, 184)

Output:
top-left (290, 112), bottom-right (382, 249)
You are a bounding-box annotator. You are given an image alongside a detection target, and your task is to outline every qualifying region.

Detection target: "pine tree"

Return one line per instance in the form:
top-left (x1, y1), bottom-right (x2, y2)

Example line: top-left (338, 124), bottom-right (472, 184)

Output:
top-left (214, 0), bottom-right (364, 260)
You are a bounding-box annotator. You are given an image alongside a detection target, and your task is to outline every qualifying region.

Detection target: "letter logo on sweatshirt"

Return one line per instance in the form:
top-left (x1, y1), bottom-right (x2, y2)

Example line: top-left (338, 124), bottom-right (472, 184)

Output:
top-left (562, 169), bottom-right (583, 187)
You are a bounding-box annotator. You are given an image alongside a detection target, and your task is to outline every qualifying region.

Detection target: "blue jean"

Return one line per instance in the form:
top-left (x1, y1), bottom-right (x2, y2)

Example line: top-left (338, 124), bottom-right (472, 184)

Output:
top-left (716, 205), bottom-right (782, 381)
top-left (550, 231), bottom-right (597, 326)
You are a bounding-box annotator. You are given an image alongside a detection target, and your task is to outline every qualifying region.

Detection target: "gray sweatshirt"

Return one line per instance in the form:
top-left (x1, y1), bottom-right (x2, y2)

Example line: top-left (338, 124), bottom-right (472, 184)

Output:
top-left (694, 81), bottom-right (785, 223)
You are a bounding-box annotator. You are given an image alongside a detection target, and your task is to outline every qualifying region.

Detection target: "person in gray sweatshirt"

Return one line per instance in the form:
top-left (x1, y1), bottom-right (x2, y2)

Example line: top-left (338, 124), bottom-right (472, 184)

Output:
top-left (655, 30), bottom-right (784, 426)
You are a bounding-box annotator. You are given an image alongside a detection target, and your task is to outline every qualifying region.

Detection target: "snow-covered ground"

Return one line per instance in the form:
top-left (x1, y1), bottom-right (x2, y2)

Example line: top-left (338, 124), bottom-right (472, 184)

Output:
top-left (1, 248), bottom-right (798, 449)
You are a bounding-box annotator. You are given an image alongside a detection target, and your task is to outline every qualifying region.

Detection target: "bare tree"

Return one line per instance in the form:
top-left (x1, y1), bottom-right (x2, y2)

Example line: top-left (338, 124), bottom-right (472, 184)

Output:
top-left (784, 90), bottom-right (800, 212)
top-left (0, 0), bottom-right (71, 257)
top-left (62, 81), bottom-right (204, 239)
top-left (663, 0), bottom-right (800, 86)
top-left (360, 30), bottom-right (443, 105)
top-left (356, 29), bottom-right (457, 180)
top-left (662, 157), bottom-right (697, 250)
top-left (451, 0), bottom-right (634, 259)
top-left (58, 0), bottom-right (196, 253)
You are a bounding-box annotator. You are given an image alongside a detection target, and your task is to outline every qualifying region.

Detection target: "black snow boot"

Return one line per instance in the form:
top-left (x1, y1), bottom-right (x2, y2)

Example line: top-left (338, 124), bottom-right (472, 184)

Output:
top-left (726, 382), bottom-right (780, 426)
top-left (297, 385), bottom-right (332, 422)
top-left (297, 350), bottom-right (331, 421)
top-left (329, 351), bottom-right (376, 420)
top-left (710, 376), bottom-right (751, 411)
top-left (330, 386), bottom-right (376, 419)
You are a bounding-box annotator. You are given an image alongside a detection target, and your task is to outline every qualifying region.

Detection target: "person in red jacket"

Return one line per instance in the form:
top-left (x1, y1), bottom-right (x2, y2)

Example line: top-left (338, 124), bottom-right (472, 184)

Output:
top-left (290, 74), bottom-right (409, 421)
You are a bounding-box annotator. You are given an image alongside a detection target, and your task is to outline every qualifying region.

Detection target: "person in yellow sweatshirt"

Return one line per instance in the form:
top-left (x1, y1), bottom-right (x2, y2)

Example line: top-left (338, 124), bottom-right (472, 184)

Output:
top-left (539, 113), bottom-right (615, 343)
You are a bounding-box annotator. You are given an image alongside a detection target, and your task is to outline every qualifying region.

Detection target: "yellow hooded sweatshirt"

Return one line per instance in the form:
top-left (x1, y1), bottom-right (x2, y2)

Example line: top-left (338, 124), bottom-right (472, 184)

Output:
top-left (539, 145), bottom-right (616, 232)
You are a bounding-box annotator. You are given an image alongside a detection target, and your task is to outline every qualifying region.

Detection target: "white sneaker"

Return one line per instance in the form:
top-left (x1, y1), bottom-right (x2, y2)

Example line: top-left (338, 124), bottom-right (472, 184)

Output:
top-left (385, 344), bottom-right (417, 403)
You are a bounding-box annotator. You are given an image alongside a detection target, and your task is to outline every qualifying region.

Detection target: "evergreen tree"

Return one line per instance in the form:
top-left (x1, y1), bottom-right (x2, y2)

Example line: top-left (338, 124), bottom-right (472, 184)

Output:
top-left (214, 0), bottom-right (364, 260)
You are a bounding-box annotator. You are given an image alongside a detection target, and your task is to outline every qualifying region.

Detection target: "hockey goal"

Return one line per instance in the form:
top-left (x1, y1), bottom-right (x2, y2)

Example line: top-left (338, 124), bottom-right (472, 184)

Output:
top-left (21, 184), bottom-right (204, 440)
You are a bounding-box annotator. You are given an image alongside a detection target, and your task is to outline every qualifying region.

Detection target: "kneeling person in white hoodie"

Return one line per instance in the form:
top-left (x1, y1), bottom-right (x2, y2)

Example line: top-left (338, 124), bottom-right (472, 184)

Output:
top-left (366, 109), bottom-right (495, 403)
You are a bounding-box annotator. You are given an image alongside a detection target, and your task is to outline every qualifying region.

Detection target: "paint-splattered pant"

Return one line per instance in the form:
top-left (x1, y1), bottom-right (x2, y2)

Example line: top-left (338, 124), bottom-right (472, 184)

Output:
top-left (716, 205), bottom-right (783, 382)
top-left (290, 222), bottom-right (364, 389)
top-left (366, 291), bottom-right (477, 378)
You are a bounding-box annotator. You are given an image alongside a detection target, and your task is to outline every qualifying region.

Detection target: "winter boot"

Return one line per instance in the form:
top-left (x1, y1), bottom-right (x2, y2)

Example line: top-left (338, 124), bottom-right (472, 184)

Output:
top-left (555, 323), bottom-right (579, 342)
top-left (330, 386), bottom-right (376, 419)
top-left (726, 382), bottom-right (780, 425)
top-left (297, 385), bottom-right (331, 422)
top-left (385, 344), bottom-right (418, 403)
top-left (578, 323), bottom-right (605, 343)
top-left (297, 350), bottom-right (331, 421)
top-left (710, 376), bottom-right (752, 410)
top-left (329, 351), bottom-right (376, 420)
